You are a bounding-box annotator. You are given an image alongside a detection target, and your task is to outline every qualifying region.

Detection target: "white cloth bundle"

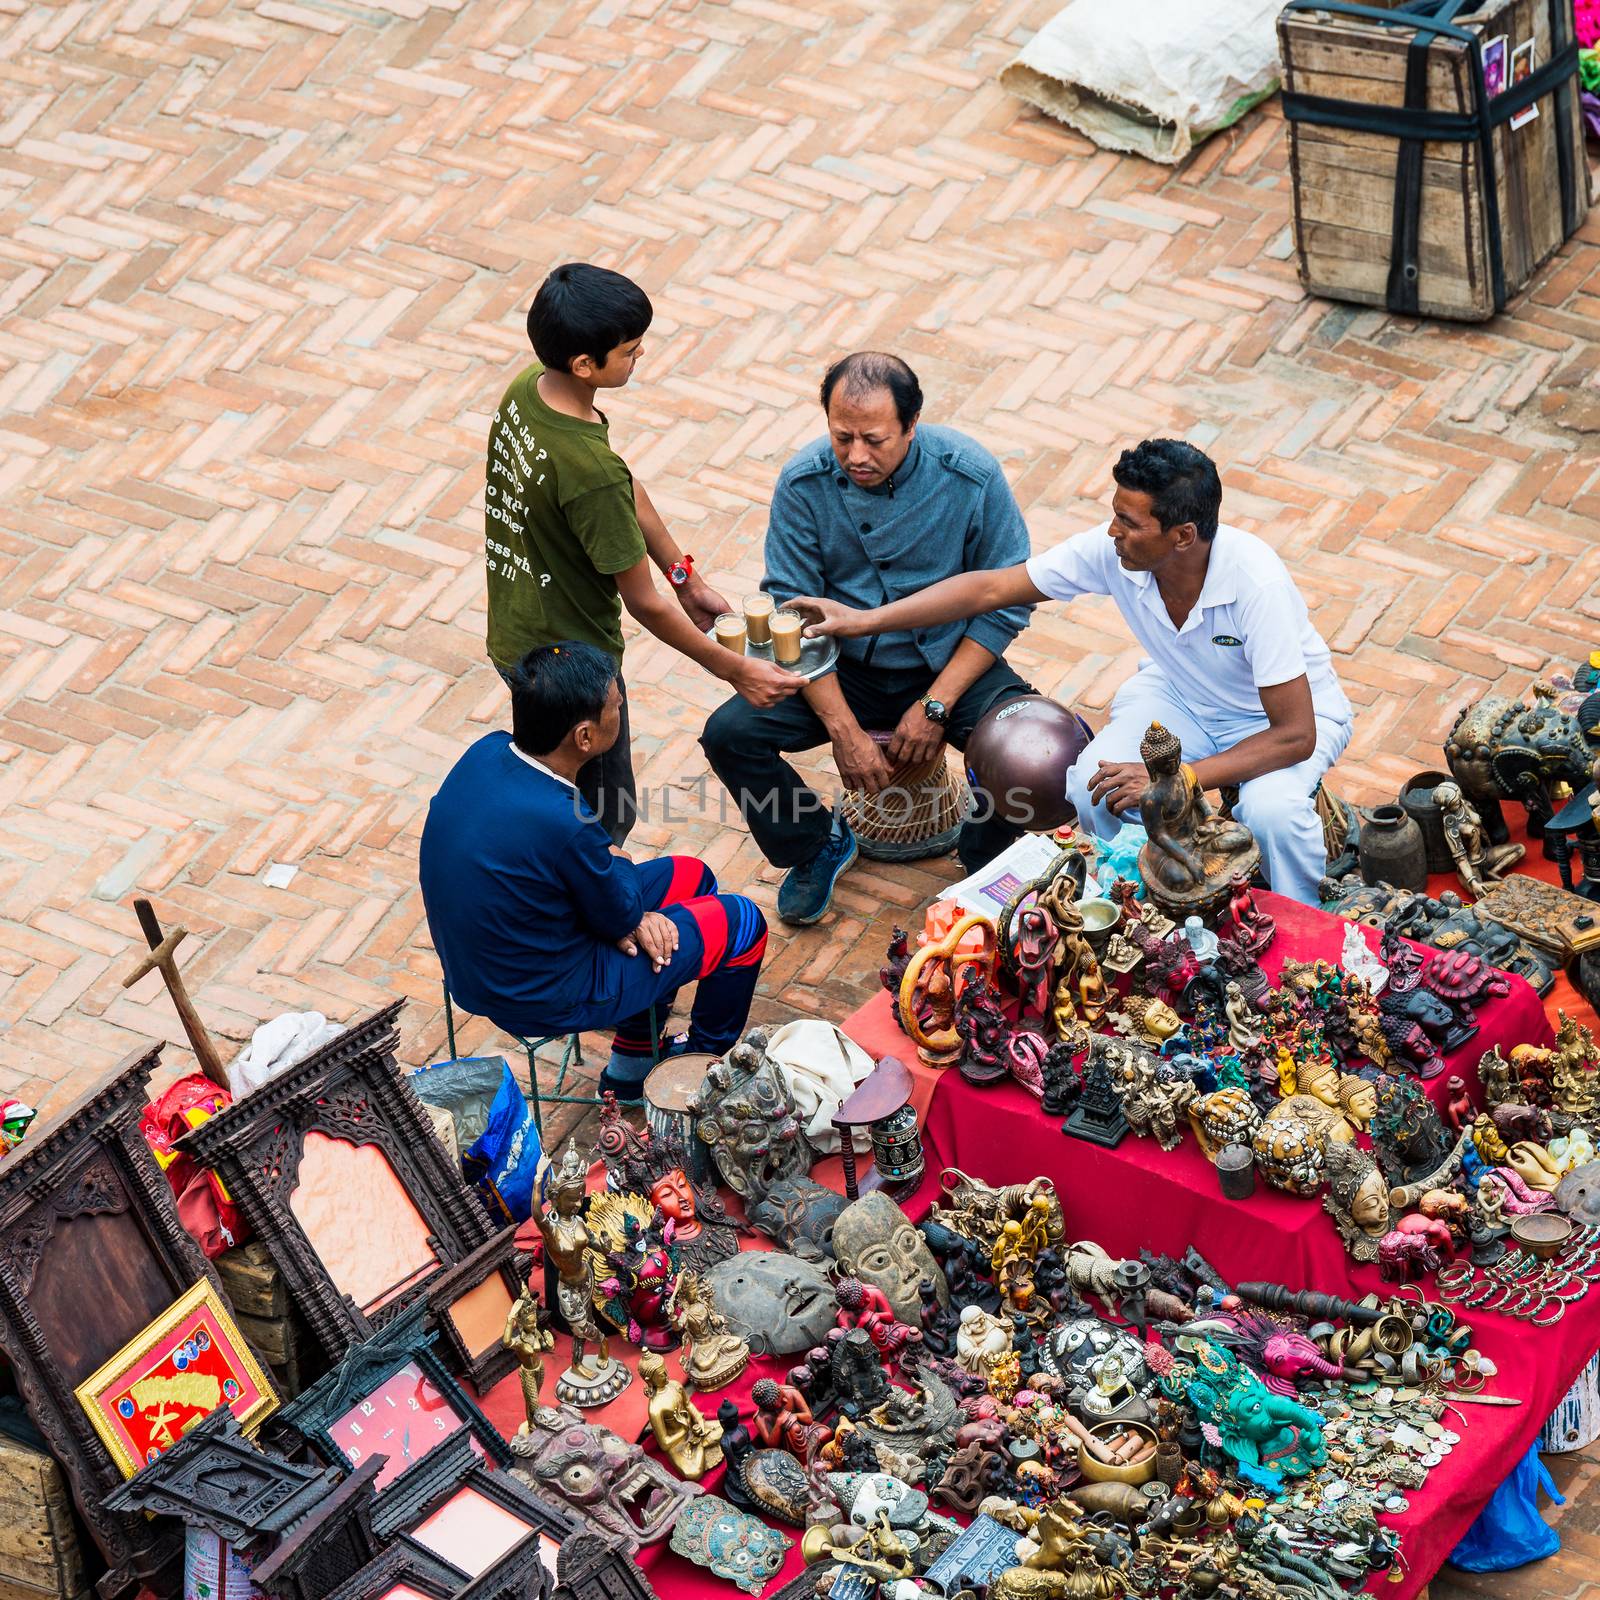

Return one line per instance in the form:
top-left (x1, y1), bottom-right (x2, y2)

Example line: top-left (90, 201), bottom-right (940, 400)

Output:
top-left (228, 1011), bottom-right (344, 1098)
top-left (1000, 0), bottom-right (1282, 165)
top-left (762, 1018), bottom-right (876, 1156)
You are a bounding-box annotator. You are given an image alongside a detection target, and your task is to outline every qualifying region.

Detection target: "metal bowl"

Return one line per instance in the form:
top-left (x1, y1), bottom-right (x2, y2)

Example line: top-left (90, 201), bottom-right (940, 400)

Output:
top-left (1511, 1212), bottom-right (1573, 1259)
top-left (1078, 1420), bottom-right (1158, 1485)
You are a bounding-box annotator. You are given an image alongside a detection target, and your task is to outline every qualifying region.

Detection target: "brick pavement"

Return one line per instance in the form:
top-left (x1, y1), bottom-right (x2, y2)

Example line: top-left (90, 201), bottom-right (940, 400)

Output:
top-left (2, 0), bottom-right (1600, 1590)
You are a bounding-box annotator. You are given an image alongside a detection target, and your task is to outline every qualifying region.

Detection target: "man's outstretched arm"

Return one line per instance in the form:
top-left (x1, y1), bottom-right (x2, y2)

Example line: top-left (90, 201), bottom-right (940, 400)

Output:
top-left (788, 561), bottom-right (1048, 638)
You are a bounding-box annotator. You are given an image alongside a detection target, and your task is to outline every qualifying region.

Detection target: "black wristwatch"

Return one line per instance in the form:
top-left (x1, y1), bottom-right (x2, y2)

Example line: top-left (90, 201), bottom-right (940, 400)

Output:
top-left (919, 695), bottom-right (948, 727)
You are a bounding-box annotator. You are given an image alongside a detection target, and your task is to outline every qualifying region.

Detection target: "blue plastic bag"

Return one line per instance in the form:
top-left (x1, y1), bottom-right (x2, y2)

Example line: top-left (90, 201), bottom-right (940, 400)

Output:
top-left (1449, 1441), bottom-right (1562, 1571)
top-left (464, 1060), bottom-right (543, 1223)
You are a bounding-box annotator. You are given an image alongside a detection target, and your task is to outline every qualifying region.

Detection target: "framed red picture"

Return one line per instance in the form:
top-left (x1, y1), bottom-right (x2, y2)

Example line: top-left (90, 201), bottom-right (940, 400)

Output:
top-left (74, 1280), bottom-right (277, 1478)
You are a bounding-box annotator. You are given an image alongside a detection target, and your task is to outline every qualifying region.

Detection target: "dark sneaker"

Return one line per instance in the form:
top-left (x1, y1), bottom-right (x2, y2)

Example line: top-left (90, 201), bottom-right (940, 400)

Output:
top-left (596, 1066), bottom-right (647, 1104)
top-left (599, 1034), bottom-right (689, 1102)
top-left (777, 815), bottom-right (858, 926)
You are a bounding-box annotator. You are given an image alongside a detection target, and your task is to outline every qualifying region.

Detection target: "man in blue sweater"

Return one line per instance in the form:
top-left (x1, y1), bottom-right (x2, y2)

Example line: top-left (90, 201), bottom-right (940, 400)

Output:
top-left (700, 352), bottom-right (1036, 926)
top-left (420, 643), bottom-right (768, 1101)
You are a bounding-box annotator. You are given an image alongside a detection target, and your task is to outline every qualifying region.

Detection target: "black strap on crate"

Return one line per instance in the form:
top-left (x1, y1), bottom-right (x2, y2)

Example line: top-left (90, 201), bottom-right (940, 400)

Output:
top-left (1280, 0), bottom-right (1583, 315)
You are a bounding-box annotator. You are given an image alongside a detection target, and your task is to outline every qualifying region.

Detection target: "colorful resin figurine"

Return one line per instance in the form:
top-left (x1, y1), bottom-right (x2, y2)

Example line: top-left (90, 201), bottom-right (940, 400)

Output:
top-left (585, 1191), bottom-right (680, 1352)
top-left (1178, 1339), bottom-right (1326, 1491)
top-left (835, 1276), bottom-right (920, 1358)
top-left (1224, 875), bottom-right (1276, 958)
top-left (750, 1376), bottom-right (832, 1459)
top-left (900, 911), bottom-right (999, 1068)
top-left (954, 969), bottom-right (1015, 1086)
top-left (501, 1287), bottom-right (556, 1430)
top-left (640, 1349), bottom-right (723, 1479)
top-left (1136, 723), bottom-right (1261, 924)
top-left (536, 1142), bottom-right (632, 1407)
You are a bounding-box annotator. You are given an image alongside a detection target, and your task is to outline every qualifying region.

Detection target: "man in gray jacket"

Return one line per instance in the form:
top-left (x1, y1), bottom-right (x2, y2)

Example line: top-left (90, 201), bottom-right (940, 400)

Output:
top-left (700, 352), bottom-right (1035, 925)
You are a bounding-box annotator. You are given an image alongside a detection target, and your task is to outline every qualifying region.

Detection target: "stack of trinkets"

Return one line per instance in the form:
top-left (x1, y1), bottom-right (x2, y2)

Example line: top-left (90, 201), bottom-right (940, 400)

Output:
top-left (879, 773), bottom-right (1600, 1284)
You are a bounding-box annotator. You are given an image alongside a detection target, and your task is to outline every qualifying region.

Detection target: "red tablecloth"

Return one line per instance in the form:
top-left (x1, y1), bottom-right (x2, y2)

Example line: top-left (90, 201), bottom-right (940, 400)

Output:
top-left (840, 890), bottom-right (1588, 1600)
top-left (472, 890), bottom-right (1576, 1599)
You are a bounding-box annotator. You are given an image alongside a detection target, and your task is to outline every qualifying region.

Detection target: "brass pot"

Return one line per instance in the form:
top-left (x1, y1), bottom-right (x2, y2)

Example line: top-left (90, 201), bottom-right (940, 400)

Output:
top-left (1078, 1420), bottom-right (1158, 1485)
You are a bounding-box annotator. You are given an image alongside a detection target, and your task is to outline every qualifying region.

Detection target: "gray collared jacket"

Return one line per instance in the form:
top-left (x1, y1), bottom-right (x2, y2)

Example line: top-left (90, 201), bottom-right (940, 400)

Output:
top-left (761, 424), bottom-right (1034, 675)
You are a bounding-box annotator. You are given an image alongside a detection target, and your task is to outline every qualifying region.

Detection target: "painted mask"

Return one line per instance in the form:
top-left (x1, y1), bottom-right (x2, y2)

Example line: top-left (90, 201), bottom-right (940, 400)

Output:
top-left (702, 1251), bottom-right (837, 1357)
top-left (747, 1175), bottom-right (848, 1255)
top-left (511, 1403), bottom-right (702, 1552)
top-left (831, 1192), bottom-right (948, 1324)
top-left (650, 1169), bottom-right (697, 1231)
top-left (668, 1495), bottom-right (789, 1595)
top-left (690, 1030), bottom-right (811, 1200)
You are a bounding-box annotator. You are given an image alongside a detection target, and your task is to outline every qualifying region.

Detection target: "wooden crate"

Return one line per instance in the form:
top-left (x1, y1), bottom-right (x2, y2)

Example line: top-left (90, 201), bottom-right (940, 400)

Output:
top-left (214, 1240), bottom-right (322, 1399)
top-left (0, 1419), bottom-right (91, 1600)
top-left (1280, 0), bottom-right (1591, 320)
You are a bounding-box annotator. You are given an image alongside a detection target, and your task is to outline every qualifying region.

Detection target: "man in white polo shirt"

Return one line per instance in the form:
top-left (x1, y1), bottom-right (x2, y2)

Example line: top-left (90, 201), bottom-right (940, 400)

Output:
top-left (790, 438), bottom-right (1353, 904)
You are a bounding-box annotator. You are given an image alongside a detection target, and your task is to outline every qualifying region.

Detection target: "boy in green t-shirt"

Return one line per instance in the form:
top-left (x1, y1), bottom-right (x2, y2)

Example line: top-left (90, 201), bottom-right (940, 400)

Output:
top-left (486, 263), bottom-right (801, 844)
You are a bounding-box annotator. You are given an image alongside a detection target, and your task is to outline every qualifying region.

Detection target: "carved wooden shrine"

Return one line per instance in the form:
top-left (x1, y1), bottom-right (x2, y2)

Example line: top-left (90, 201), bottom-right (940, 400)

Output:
top-left (267, 1303), bottom-right (512, 1482)
top-left (181, 1002), bottom-right (520, 1373)
top-left (0, 1042), bottom-right (221, 1599)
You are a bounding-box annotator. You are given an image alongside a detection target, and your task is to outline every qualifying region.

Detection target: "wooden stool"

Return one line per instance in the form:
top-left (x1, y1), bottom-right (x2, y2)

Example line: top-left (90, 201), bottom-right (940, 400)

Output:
top-left (840, 732), bottom-right (971, 862)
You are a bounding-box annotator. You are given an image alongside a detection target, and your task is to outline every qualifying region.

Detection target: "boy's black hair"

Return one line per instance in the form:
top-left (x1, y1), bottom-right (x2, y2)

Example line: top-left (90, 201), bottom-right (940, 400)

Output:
top-left (1112, 438), bottom-right (1223, 542)
top-left (819, 351), bottom-right (923, 431)
top-left (527, 263), bottom-right (652, 374)
top-left (509, 642), bottom-right (617, 755)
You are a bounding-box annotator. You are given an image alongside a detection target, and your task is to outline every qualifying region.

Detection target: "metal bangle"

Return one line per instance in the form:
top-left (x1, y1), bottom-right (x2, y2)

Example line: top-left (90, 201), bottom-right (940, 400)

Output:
top-left (1528, 1296), bottom-right (1565, 1328)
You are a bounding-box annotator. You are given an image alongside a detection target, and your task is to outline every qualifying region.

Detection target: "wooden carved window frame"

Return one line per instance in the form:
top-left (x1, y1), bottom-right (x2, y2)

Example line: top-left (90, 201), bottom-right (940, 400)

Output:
top-left (180, 1002), bottom-right (508, 1367)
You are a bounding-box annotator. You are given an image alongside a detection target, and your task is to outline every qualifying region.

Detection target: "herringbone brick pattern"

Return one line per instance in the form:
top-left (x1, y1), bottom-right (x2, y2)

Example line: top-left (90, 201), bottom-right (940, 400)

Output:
top-left (2, 0), bottom-right (1599, 1192)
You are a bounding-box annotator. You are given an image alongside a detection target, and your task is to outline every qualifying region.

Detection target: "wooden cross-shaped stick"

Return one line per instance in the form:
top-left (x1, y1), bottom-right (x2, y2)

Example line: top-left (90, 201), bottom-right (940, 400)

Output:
top-left (122, 898), bottom-right (229, 1088)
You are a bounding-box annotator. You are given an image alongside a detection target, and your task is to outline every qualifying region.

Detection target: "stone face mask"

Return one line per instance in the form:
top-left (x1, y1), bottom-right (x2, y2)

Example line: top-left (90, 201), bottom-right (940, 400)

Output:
top-left (702, 1251), bottom-right (837, 1357)
top-left (831, 1191), bottom-right (947, 1324)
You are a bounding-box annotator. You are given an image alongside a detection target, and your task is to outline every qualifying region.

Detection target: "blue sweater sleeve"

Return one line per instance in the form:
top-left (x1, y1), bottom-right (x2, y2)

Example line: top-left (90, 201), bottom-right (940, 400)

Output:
top-left (554, 817), bottom-right (644, 941)
top-left (963, 467), bottom-right (1034, 659)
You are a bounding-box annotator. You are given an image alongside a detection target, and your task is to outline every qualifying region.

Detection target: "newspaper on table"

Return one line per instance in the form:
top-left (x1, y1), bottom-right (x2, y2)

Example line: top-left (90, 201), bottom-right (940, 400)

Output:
top-left (945, 832), bottom-right (1100, 920)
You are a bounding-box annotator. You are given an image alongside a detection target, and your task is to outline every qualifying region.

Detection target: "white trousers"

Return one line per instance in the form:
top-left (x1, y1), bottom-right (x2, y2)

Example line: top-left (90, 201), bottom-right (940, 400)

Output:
top-left (1065, 668), bottom-right (1353, 907)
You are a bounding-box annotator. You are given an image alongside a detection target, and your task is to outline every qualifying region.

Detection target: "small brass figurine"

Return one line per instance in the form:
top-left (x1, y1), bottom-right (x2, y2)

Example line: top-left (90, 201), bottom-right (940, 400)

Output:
top-left (667, 1269), bottom-right (750, 1392)
top-left (536, 1140), bottom-right (632, 1407)
top-left (640, 1349), bottom-right (723, 1479)
top-left (1435, 780), bottom-right (1524, 896)
top-left (501, 1287), bottom-right (555, 1431)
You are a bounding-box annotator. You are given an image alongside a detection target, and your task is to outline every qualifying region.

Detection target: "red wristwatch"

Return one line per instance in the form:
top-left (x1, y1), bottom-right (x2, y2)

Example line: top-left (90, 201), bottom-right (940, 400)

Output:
top-left (667, 553), bottom-right (695, 588)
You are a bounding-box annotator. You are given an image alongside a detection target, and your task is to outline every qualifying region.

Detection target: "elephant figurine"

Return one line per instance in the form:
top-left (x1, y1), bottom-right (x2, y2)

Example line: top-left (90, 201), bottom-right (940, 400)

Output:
top-left (1444, 689), bottom-right (1595, 845)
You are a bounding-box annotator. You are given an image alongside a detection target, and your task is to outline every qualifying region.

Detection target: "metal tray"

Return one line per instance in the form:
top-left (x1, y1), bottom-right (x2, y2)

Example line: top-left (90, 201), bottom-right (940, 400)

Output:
top-left (743, 631), bottom-right (839, 682)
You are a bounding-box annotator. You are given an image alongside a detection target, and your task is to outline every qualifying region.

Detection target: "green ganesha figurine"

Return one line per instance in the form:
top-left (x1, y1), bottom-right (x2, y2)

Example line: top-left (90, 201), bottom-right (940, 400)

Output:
top-left (1174, 1338), bottom-right (1327, 1492)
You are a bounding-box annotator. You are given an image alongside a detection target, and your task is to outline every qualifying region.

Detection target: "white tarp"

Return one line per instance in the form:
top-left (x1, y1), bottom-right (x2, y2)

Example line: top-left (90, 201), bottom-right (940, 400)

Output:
top-left (999, 0), bottom-right (1283, 165)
